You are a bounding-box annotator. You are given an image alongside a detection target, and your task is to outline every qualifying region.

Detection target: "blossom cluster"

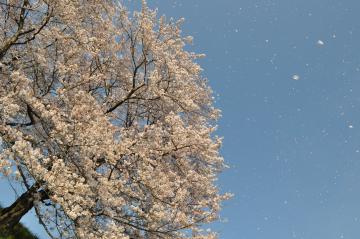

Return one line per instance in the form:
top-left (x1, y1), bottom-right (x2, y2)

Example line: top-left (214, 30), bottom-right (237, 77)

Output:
top-left (0, 1), bottom-right (230, 238)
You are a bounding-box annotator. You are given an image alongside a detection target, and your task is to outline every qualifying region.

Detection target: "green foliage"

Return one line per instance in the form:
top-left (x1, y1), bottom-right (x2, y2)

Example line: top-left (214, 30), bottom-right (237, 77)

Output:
top-left (0, 223), bottom-right (39, 239)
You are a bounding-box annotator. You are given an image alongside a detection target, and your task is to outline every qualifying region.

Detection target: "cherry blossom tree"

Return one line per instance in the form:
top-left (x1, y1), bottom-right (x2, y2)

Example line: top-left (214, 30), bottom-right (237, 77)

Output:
top-left (0, 1), bottom-right (230, 238)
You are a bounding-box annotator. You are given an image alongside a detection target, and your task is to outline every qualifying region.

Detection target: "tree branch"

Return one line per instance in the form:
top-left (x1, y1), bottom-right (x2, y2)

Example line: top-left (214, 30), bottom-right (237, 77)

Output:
top-left (105, 83), bottom-right (145, 114)
top-left (0, 184), bottom-right (49, 232)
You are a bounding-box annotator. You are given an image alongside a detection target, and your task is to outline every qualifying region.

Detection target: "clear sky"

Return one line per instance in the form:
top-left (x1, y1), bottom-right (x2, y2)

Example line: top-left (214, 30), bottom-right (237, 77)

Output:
top-left (2, 0), bottom-right (360, 238)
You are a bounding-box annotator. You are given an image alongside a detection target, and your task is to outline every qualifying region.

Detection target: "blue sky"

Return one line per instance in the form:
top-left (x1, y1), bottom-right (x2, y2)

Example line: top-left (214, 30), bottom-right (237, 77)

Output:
top-left (2, 0), bottom-right (360, 238)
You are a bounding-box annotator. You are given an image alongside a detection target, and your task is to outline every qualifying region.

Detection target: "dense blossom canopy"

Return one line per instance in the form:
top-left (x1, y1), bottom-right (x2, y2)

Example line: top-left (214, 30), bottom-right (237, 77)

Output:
top-left (0, 1), bottom-right (230, 238)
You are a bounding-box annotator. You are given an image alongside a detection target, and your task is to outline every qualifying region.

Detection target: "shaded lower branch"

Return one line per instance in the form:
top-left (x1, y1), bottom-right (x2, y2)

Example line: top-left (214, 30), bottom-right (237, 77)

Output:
top-left (0, 184), bottom-right (48, 232)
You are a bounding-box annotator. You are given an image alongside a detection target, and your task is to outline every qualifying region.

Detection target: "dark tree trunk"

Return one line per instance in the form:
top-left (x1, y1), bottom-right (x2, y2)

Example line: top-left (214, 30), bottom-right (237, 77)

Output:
top-left (0, 185), bottom-right (47, 233)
